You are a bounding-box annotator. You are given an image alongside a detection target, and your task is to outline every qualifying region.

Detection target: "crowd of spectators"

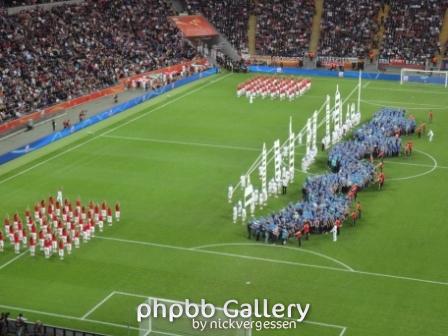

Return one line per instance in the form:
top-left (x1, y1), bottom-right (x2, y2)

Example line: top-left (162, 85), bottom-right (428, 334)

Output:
top-left (254, 0), bottom-right (314, 57)
top-left (0, 0), bottom-right (197, 123)
top-left (381, 0), bottom-right (447, 64)
top-left (319, 0), bottom-right (381, 58)
top-left (0, 0), bottom-right (70, 7)
top-left (185, 0), bottom-right (250, 51)
top-left (248, 108), bottom-right (416, 243)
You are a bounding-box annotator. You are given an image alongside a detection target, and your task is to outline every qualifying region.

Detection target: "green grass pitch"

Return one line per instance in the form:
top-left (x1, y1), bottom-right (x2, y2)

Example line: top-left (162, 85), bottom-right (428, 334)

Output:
top-left (0, 72), bottom-right (447, 336)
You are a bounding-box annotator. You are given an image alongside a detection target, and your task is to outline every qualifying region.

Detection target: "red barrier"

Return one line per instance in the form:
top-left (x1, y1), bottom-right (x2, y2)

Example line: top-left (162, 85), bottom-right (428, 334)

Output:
top-left (0, 84), bottom-right (124, 134)
top-left (0, 58), bottom-right (208, 135)
top-left (121, 58), bottom-right (209, 86)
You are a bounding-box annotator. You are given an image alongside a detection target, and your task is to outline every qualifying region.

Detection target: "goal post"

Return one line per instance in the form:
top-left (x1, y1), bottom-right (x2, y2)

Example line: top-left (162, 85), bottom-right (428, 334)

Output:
top-left (138, 297), bottom-right (252, 336)
top-left (400, 68), bottom-right (448, 88)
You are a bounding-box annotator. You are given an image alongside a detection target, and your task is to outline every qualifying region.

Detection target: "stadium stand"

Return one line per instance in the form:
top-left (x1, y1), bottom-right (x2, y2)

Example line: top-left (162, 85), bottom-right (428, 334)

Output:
top-left (381, 0), bottom-right (447, 64)
top-left (0, 0), bottom-right (197, 123)
top-left (253, 0), bottom-right (314, 57)
top-left (184, 0), bottom-right (251, 51)
top-left (1, 0), bottom-right (447, 126)
top-left (0, 0), bottom-right (70, 6)
top-left (319, 0), bottom-right (381, 58)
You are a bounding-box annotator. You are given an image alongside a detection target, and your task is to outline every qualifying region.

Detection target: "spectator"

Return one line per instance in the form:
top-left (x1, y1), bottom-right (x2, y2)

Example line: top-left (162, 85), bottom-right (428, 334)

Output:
top-left (15, 313), bottom-right (25, 336)
top-left (33, 320), bottom-right (44, 336)
top-left (0, 312), bottom-right (9, 336)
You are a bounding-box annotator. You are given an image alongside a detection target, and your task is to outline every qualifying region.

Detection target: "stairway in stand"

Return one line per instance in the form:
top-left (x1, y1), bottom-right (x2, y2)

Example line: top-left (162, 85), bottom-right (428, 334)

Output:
top-left (368, 3), bottom-right (390, 62)
top-left (309, 0), bottom-right (323, 55)
top-left (437, 8), bottom-right (448, 65)
top-left (248, 14), bottom-right (257, 56)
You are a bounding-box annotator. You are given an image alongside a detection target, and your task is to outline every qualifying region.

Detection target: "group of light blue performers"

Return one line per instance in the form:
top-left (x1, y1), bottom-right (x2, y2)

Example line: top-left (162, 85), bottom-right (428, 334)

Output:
top-left (247, 108), bottom-right (416, 242)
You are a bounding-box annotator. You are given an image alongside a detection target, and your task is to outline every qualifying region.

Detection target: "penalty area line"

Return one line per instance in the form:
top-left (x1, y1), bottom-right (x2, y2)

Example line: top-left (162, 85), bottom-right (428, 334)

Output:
top-left (81, 291), bottom-right (117, 320)
top-left (0, 251), bottom-right (27, 272)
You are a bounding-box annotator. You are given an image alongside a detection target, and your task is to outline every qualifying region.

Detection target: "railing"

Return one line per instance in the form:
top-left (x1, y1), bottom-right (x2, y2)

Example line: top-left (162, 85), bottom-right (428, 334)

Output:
top-left (4, 318), bottom-right (108, 336)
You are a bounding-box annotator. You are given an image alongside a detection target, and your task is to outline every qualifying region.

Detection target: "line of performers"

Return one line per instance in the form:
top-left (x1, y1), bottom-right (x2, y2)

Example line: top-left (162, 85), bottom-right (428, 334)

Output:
top-left (0, 196), bottom-right (121, 260)
top-left (236, 76), bottom-right (311, 102)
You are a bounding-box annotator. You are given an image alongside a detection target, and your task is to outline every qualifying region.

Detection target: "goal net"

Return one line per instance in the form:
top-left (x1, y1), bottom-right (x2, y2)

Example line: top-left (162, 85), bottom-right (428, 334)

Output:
top-left (400, 68), bottom-right (448, 88)
top-left (139, 297), bottom-right (252, 336)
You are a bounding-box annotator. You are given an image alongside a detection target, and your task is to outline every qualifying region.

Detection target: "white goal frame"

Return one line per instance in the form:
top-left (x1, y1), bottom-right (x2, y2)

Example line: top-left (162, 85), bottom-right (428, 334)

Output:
top-left (139, 296), bottom-right (252, 336)
top-left (400, 68), bottom-right (448, 88)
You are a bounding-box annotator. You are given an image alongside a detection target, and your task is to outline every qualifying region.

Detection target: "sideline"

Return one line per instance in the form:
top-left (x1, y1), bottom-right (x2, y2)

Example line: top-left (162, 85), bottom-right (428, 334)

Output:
top-left (0, 73), bottom-right (232, 186)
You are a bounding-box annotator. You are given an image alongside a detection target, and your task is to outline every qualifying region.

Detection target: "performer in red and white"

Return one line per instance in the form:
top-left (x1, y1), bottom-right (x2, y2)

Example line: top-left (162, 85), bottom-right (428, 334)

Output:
top-left (101, 202), bottom-right (107, 219)
top-left (90, 219), bottom-right (96, 238)
top-left (98, 214), bottom-right (104, 233)
top-left (107, 207), bottom-right (113, 226)
top-left (40, 200), bottom-right (46, 215)
top-left (34, 204), bottom-right (39, 220)
top-left (25, 209), bottom-right (31, 223)
top-left (14, 232), bottom-right (20, 254)
top-left (94, 204), bottom-right (100, 222)
top-left (55, 201), bottom-right (61, 217)
top-left (66, 235), bottom-right (72, 255)
top-left (29, 236), bottom-right (36, 257)
top-left (21, 228), bottom-right (27, 247)
top-left (0, 231), bottom-right (4, 252)
top-left (3, 217), bottom-right (10, 236)
top-left (58, 240), bottom-right (65, 260)
top-left (38, 230), bottom-right (45, 251)
top-left (44, 238), bottom-right (51, 259)
top-left (13, 213), bottom-right (19, 227)
top-left (115, 202), bottom-right (120, 222)
top-left (74, 230), bottom-right (81, 248)
top-left (51, 233), bottom-right (58, 252)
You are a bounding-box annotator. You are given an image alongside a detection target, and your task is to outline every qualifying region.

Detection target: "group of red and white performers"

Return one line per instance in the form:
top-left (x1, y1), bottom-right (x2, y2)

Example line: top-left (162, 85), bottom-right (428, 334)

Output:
top-left (0, 196), bottom-right (121, 260)
top-left (236, 76), bottom-right (311, 102)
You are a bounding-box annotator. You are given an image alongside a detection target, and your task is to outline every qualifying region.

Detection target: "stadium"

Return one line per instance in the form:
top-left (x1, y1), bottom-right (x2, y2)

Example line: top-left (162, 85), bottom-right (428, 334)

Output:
top-left (0, 0), bottom-right (447, 335)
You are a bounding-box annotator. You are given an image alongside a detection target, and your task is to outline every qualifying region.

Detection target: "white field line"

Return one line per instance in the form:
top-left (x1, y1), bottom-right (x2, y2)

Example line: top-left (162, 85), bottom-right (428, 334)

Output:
top-left (114, 291), bottom-right (347, 334)
top-left (151, 331), bottom-right (185, 336)
top-left (361, 99), bottom-right (446, 107)
top-left (361, 100), bottom-right (448, 110)
top-left (96, 236), bottom-right (448, 287)
top-left (96, 236), bottom-right (348, 273)
top-left (191, 242), bottom-right (354, 271)
top-left (366, 87), bottom-right (448, 95)
top-left (0, 299), bottom-right (347, 336)
top-left (97, 134), bottom-right (448, 173)
top-left (102, 134), bottom-right (261, 152)
top-left (0, 73), bottom-right (232, 186)
top-left (389, 149), bottom-right (438, 181)
top-left (81, 291), bottom-right (117, 320)
top-left (385, 160), bottom-right (448, 169)
top-left (0, 251), bottom-right (27, 271)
